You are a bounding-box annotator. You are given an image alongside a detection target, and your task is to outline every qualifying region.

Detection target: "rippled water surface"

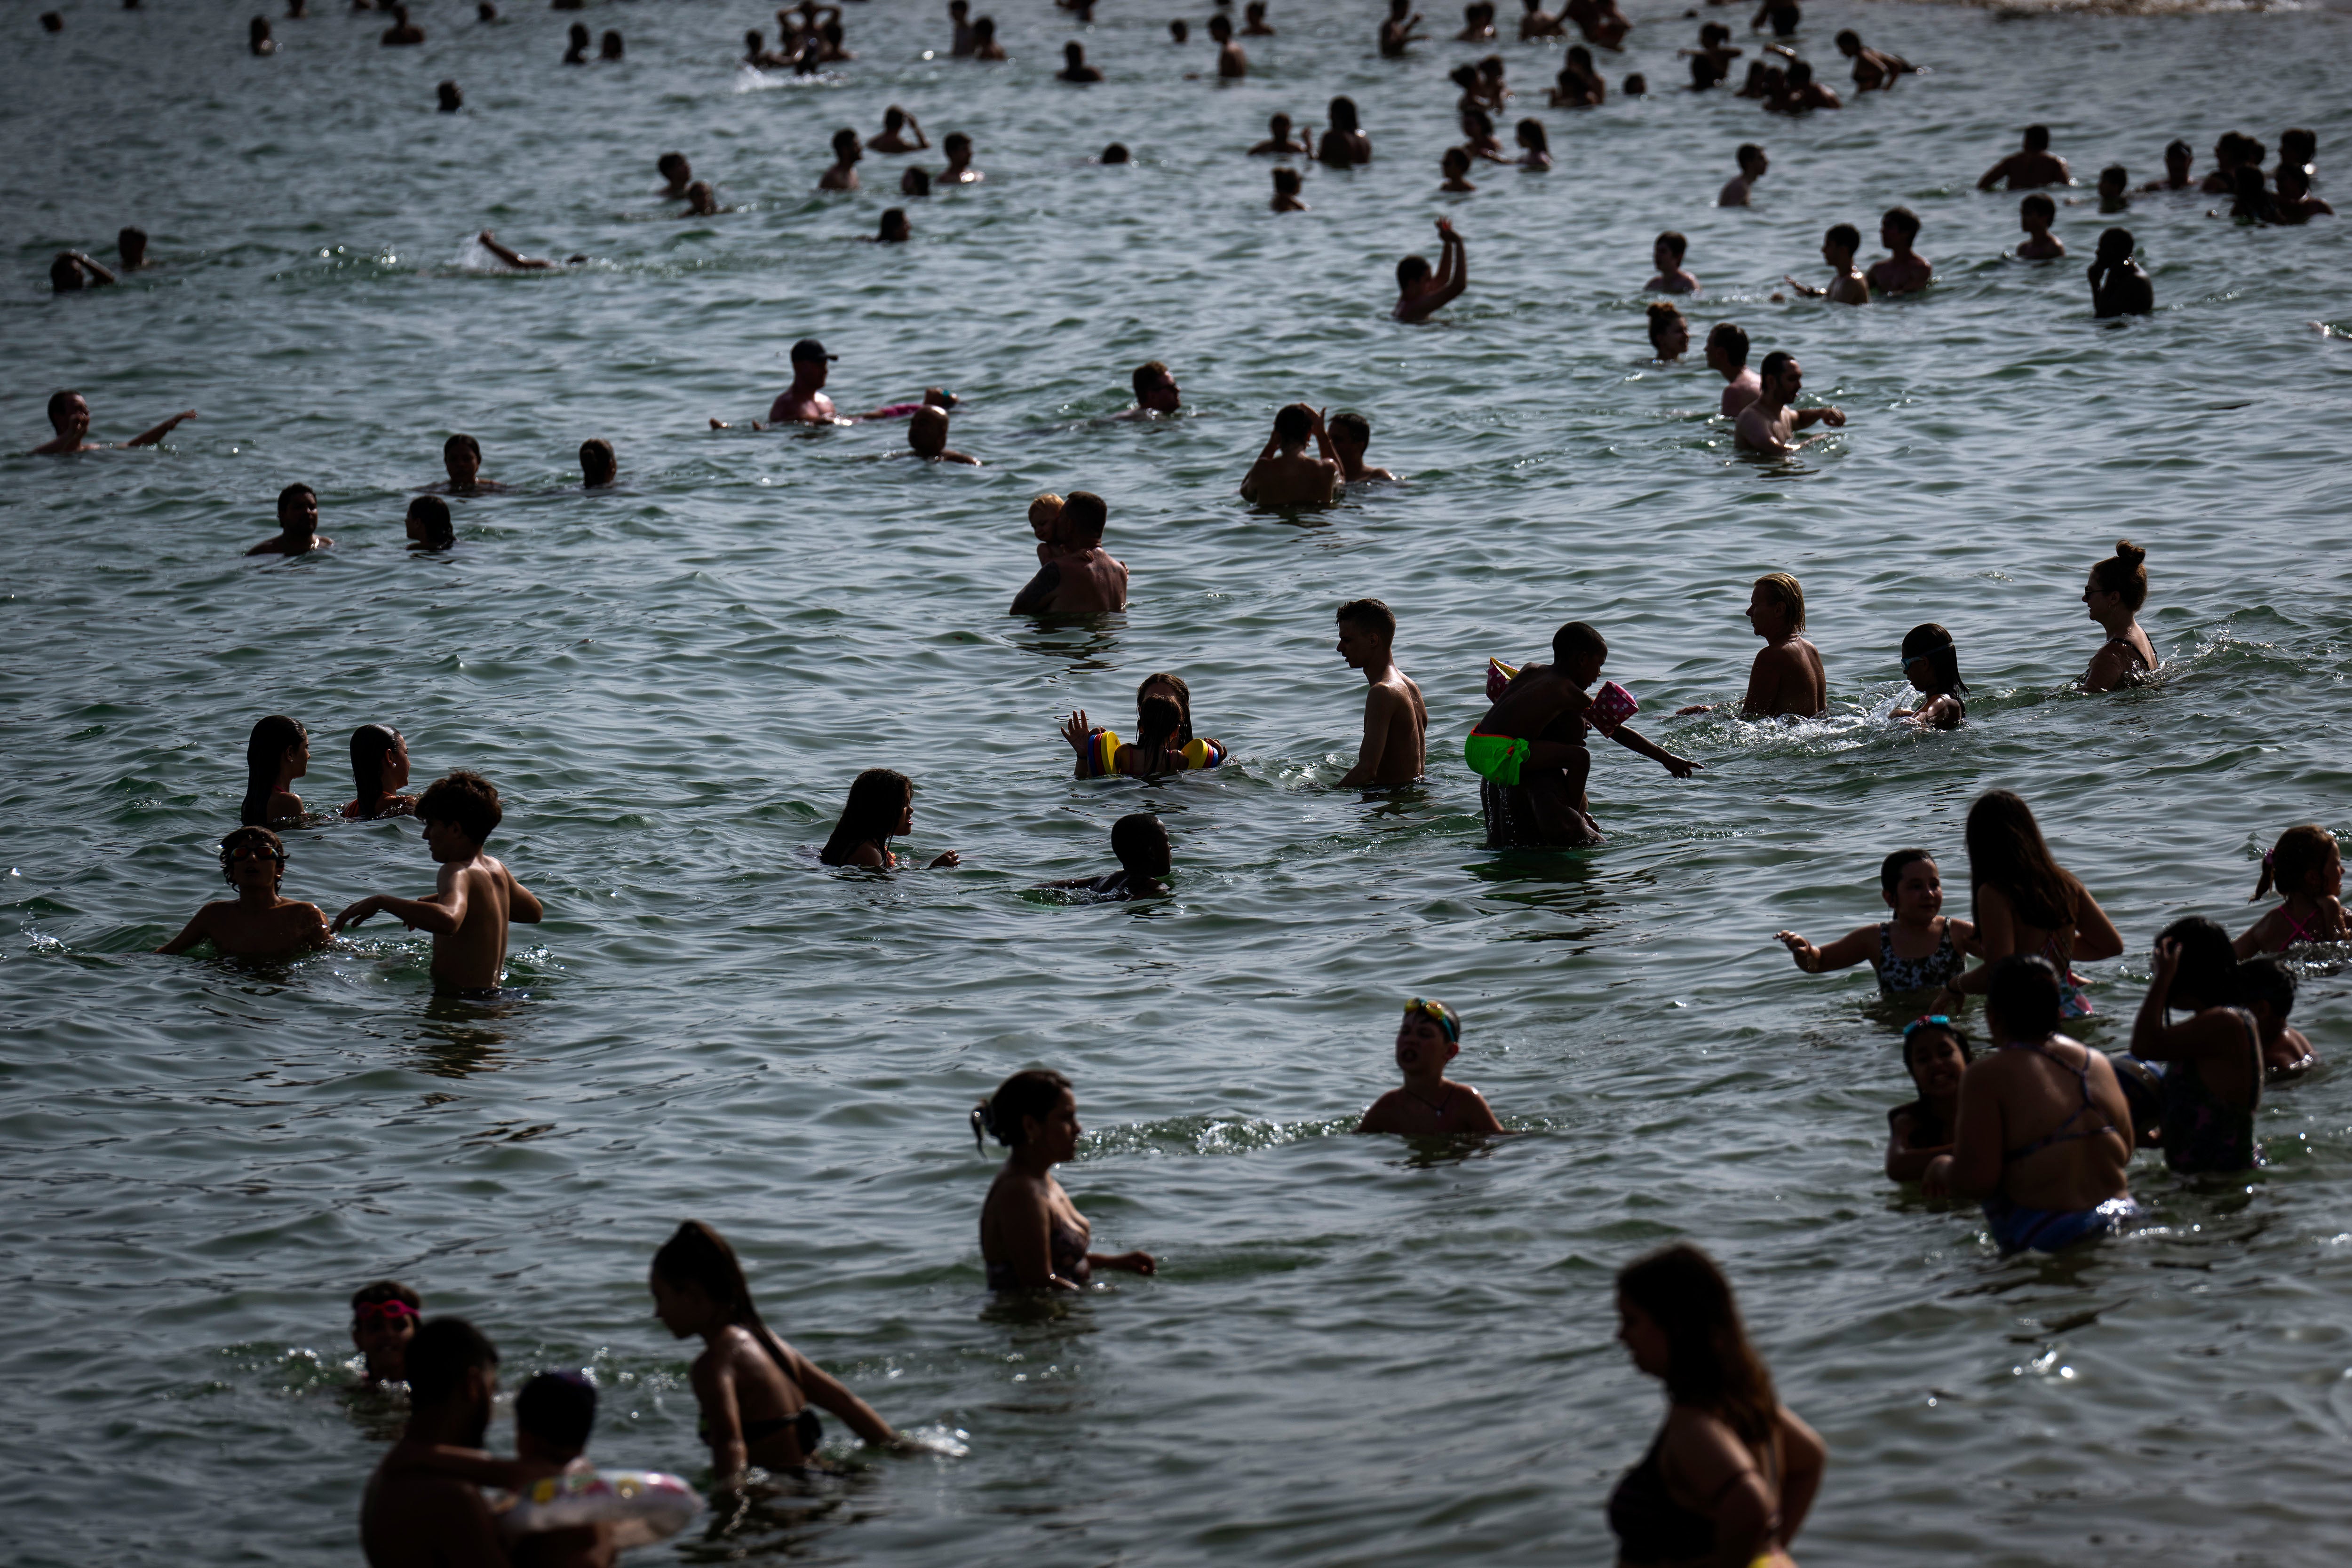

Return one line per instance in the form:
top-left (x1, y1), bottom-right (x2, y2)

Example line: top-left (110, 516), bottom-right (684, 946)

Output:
top-left (6, 0), bottom-right (2352, 1561)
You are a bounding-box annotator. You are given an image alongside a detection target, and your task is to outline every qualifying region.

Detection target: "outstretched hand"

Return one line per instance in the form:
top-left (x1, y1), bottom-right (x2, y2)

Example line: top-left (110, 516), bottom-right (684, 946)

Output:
top-left (1061, 710), bottom-right (1092, 752)
top-left (330, 896), bottom-right (381, 934)
top-left (1661, 752), bottom-right (1700, 778)
top-left (1774, 930), bottom-right (1818, 971)
top-left (928, 850), bottom-right (961, 869)
top-left (1820, 407), bottom-right (1847, 427)
top-left (1100, 1250), bottom-right (1157, 1275)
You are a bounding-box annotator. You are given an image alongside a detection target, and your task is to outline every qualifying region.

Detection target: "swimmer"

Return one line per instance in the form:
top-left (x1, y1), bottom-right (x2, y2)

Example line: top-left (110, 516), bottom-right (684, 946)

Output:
top-left (578, 437), bottom-right (616, 487)
top-left (2240, 956), bottom-right (2317, 1081)
top-left (1458, 106), bottom-right (1508, 163)
top-left (40, 10), bottom-right (61, 28)
top-left (1168, 17), bottom-right (1188, 43)
top-left (1645, 301), bottom-right (1688, 360)
top-left (344, 725), bottom-right (418, 819)
top-left (869, 106), bottom-right (927, 153)
top-left (1889, 622), bottom-right (1966, 729)
top-left (2275, 166), bottom-right (2333, 222)
top-left (1730, 353), bottom-right (1843, 457)
top-left (1099, 143), bottom-right (1131, 164)
top-left (1458, 0), bottom-right (1495, 40)
top-left (1718, 142), bottom-right (1766, 206)
top-left (1748, 0), bottom-right (1796, 34)
top-left (1440, 146), bottom-right (1478, 192)
top-left (1863, 206), bottom-right (1930, 293)
top-left (676, 180), bottom-right (720, 217)
top-left (870, 206), bottom-right (912, 244)
top-left (1394, 217), bottom-right (1468, 323)
top-left (1270, 166), bottom-right (1307, 210)
top-left (1027, 491), bottom-right (1064, 562)
top-left (656, 152), bottom-right (692, 198)
top-left (436, 80), bottom-right (461, 111)
top-left (1773, 847), bottom-right (1976, 1001)
top-left (818, 768), bottom-right (959, 868)
top-left (1885, 1016), bottom-right (1970, 1182)
top-left (250, 16), bottom-right (275, 53)
top-left (948, 0), bottom-right (973, 54)
top-left (30, 389), bottom-right (196, 453)
top-left (431, 433), bottom-right (506, 494)
top-left (1516, 117), bottom-right (1551, 169)
top-left (49, 251), bottom-right (117, 292)
top-left (1621, 71), bottom-right (1646, 93)
top-left (2236, 825), bottom-right (2347, 956)
top-left (1357, 999), bottom-right (1504, 1134)
top-left (1016, 488), bottom-right (1128, 613)
top-left (155, 826), bottom-right (331, 958)
top-left (1775, 58), bottom-right (1838, 111)
top-left (1240, 404), bottom-right (1343, 507)
top-left (745, 28), bottom-right (787, 66)
top-left (650, 1220), bottom-right (907, 1480)
top-left (2094, 164), bottom-right (2129, 213)
top-left (379, 3), bottom-right (422, 43)
top-left (239, 714), bottom-right (308, 825)
top-left (1607, 1246), bottom-right (1827, 1566)
top-left (118, 226), bottom-right (149, 269)
top-left (330, 770), bottom-right (545, 993)
top-left (1057, 40), bottom-right (1103, 81)
top-left (2080, 538), bottom-right (2154, 689)
top-left (1206, 13), bottom-right (1247, 75)
top-left (1948, 789), bottom-right (2123, 1019)
top-left (1472, 620), bottom-right (1698, 847)
top-left (1834, 27), bottom-right (1912, 91)
top-left (1327, 410), bottom-right (1396, 482)
top-left (1705, 322), bottom-right (1760, 416)
top-left (404, 495), bottom-right (453, 552)
top-left (903, 166), bottom-right (931, 196)
top-left (598, 28), bottom-right (621, 59)
top-left (1243, 0), bottom-right (1273, 34)
top-left (1520, 0), bottom-right (1563, 37)
top-left (1550, 44), bottom-right (1605, 105)
top-left (762, 337), bottom-right (842, 425)
top-left (359, 1319), bottom-right (509, 1566)
top-left (2280, 126), bottom-right (2316, 179)
top-left (1250, 112), bottom-right (1311, 155)
top-left (2225, 165), bottom-right (2277, 225)
top-left (1732, 59), bottom-right (1773, 98)
top-left (968, 16), bottom-right (1004, 58)
top-left (475, 230), bottom-right (580, 270)
top-left (1644, 230), bottom-right (1695, 294)
top-left (2141, 138), bottom-right (2193, 192)
top-left (2015, 193), bottom-right (2063, 259)
top-left (1566, 0), bottom-right (1628, 50)
top-left (975, 1070), bottom-right (1156, 1291)
top-left (1922, 954), bottom-right (2137, 1251)
top-left (1378, 0), bottom-right (1424, 55)
top-left (2199, 131), bottom-right (2252, 195)
top-left (1783, 222), bottom-right (1869, 304)
top-left (939, 131), bottom-right (983, 183)
top-left (905, 403), bottom-right (975, 462)
top-left (818, 127), bottom-right (862, 190)
top-left (2131, 918), bottom-right (2263, 1175)
top-left (247, 481), bottom-right (332, 555)
top-left (1978, 124), bottom-right (2072, 191)
top-left (561, 22), bottom-right (588, 62)
top-left (1677, 571), bottom-right (1826, 715)
top-left (1041, 812), bottom-right (1173, 899)
top-left (1063, 673), bottom-right (1226, 778)
top-left (1335, 598), bottom-right (1428, 787)
top-left (349, 1281), bottom-right (421, 1388)
top-left (1120, 360), bottom-right (1182, 419)
top-left (1318, 96), bottom-right (1373, 166)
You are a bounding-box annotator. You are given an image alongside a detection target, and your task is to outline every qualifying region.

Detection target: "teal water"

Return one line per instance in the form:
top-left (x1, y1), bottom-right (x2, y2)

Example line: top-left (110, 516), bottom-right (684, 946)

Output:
top-left (6, 0), bottom-right (2352, 1561)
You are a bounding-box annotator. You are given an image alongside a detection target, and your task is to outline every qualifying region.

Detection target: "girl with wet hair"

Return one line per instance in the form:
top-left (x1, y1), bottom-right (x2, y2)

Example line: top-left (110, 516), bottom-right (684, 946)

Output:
top-left (973, 1069), bottom-right (1155, 1291)
top-left (1063, 683), bottom-right (1228, 778)
top-left (1516, 116), bottom-right (1551, 168)
top-left (2131, 916), bottom-right (2263, 1173)
top-left (241, 714), bottom-right (309, 826)
top-left (1891, 622), bottom-right (1966, 729)
top-left (343, 725), bottom-right (417, 820)
top-left (819, 768), bottom-right (959, 868)
top-left (2080, 539), bottom-right (2154, 691)
top-left (648, 1220), bottom-right (905, 1477)
top-left (2236, 824), bottom-right (2346, 955)
top-left (1318, 96), bottom-right (1370, 166)
top-left (1774, 846), bottom-right (1974, 999)
top-left (1952, 790), bottom-right (2122, 1018)
top-left (1645, 301), bottom-right (1688, 361)
top-left (1608, 1244), bottom-right (1826, 1568)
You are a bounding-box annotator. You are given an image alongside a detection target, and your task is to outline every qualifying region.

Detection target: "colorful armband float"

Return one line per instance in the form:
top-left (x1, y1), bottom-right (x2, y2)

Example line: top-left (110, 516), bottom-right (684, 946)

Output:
top-left (500, 1467), bottom-right (703, 1549)
top-left (1087, 730), bottom-right (1228, 775)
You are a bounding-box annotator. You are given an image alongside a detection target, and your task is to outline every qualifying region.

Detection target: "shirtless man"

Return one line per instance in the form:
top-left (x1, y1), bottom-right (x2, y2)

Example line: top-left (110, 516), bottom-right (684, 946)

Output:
top-left (939, 132), bottom-right (982, 184)
top-left (657, 152), bottom-right (693, 197)
top-left (360, 1319), bottom-right (509, 1568)
top-left (1833, 28), bottom-right (1912, 91)
top-left (1327, 410), bottom-right (1397, 482)
top-left (2140, 139), bottom-right (2193, 193)
top-left (1681, 572), bottom-right (1825, 718)
top-left (1863, 206), bottom-right (1931, 294)
top-left (1718, 142), bottom-right (1766, 206)
top-left (1733, 352), bottom-right (1843, 456)
top-left (1334, 598), bottom-right (1427, 787)
top-left (1010, 491), bottom-right (1128, 613)
top-left (1119, 360), bottom-right (1182, 419)
top-left (1378, 0), bottom-right (1424, 56)
top-left (1978, 124), bottom-right (2072, 191)
top-left (769, 338), bottom-right (842, 423)
top-left (1705, 322), bottom-right (1761, 416)
top-left (1394, 217), bottom-right (1467, 322)
top-left (2087, 228), bottom-right (2153, 318)
top-left (1644, 230), bottom-right (1697, 293)
top-left (31, 389), bottom-right (196, 454)
top-left (1249, 112), bottom-right (1311, 155)
top-left (1239, 404), bottom-right (1342, 507)
top-left (1786, 222), bottom-right (1868, 303)
top-left (434, 433), bottom-right (508, 493)
top-left (332, 770), bottom-right (544, 993)
top-left (906, 403), bottom-right (978, 464)
top-left (1207, 13), bottom-right (1247, 75)
top-left (869, 106), bottom-right (927, 152)
top-left (155, 827), bottom-right (331, 959)
top-left (818, 127), bottom-right (862, 190)
top-left (1057, 40), bottom-right (1103, 81)
top-left (247, 482), bottom-right (333, 555)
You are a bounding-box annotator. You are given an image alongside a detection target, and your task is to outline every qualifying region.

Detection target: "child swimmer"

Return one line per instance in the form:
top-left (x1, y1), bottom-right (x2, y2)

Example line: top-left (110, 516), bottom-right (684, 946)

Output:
top-left (1356, 998), bottom-right (1505, 1135)
top-left (1775, 847), bottom-right (1976, 1000)
top-left (156, 826), bottom-right (331, 960)
top-left (350, 1280), bottom-right (423, 1388)
top-left (2235, 824), bottom-right (2346, 955)
top-left (1885, 1016), bottom-right (1970, 1182)
top-left (2240, 954), bottom-right (2317, 1081)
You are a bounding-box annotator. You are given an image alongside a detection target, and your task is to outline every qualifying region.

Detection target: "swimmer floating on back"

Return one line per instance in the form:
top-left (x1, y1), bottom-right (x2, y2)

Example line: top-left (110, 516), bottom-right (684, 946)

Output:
top-left (1356, 998), bottom-right (1504, 1134)
top-left (1774, 847), bottom-right (1977, 1001)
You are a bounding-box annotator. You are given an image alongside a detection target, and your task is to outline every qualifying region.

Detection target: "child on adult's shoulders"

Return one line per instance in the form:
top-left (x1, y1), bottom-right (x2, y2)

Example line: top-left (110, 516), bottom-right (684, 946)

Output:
top-left (1357, 998), bottom-right (1505, 1134)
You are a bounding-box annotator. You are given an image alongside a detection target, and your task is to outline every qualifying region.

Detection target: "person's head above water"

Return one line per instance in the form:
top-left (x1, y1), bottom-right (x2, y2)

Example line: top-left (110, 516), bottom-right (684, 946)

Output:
top-left (241, 713), bottom-right (307, 826)
top-left (119, 226), bottom-right (149, 267)
top-left (821, 767), bottom-right (913, 863)
top-left (599, 28), bottom-right (622, 57)
top-left (1327, 95), bottom-right (1360, 133)
top-left (515, 1370), bottom-right (596, 1464)
top-left (1614, 1243), bottom-right (1776, 1443)
top-left (405, 494), bottom-right (453, 551)
top-left (791, 336), bottom-right (836, 385)
top-left (1110, 812), bottom-right (1172, 878)
top-left (1061, 490), bottom-right (1108, 543)
top-left (878, 206), bottom-right (911, 242)
top-left (1208, 11), bottom-right (1232, 39)
top-left (2156, 914), bottom-right (2241, 1011)
top-left (1750, 570), bottom-right (1805, 633)
top-left (405, 1318), bottom-right (500, 1434)
top-left (1705, 321), bottom-right (1748, 372)
top-left (971, 1067), bottom-right (1076, 1154)
top-left (1965, 788), bottom-right (2074, 929)
top-left (1757, 350), bottom-right (1800, 401)
top-left (1101, 143), bottom-right (1131, 164)
top-left (1131, 360), bottom-right (1179, 412)
top-left (2022, 123), bottom-right (2051, 152)
top-left (903, 165), bottom-right (932, 195)
top-left (350, 1279), bottom-right (421, 1382)
top-left (1397, 252), bottom-right (1432, 289)
top-left (2087, 537), bottom-right (2148, 611)
top-left (1878, 847), bottom-right (1942, 916)
top-left (1271, 402), bottom-right (1315, 451)
top-left (1653, 229), bottom-right (1688, 267)
top-left (1645, 300), bottom-right (1688, 358)
top-left (442, 432), bottom-right (481, 485)
top-left (437, 79), bottom-right (462, 111)
top-left (1136, 671), bottom-right (1192, 739)
top-left (419, 769), bottom-right (503, 851)
top-left (908, 403), bottom-right (951, 453)
top-left (831, 126), bottom-right (861, 163)
top-left (1900, 1014), bottom-right (1971, 1085)
top-left (648, 1218), bottom-right (771, 1335)
top-left (275, 481), bottom-right (320, 538)
top-left (2094, 226), bottom-right (2136, 266)
top-left (1899, 623), bottom-right (1964, 695)
top-left (2254, 824), bottom-right (2339, 904)
top-left (1552, 618), bottom-right (1607, 677)
top-left (1168, 16), bottom-right (1189, 41)
top-left (1337, 596), bottom-right (1397, 648)
top-left (348, 724), bottom-right (408, 808)
top-left (579, 436), bottom-right (616, 486)
top-left (1823, 222), bottom-right (1859, 261)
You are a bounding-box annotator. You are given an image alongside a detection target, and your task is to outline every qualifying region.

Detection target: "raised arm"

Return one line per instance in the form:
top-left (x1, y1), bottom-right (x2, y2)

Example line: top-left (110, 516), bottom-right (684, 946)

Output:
top-left (125, 409), bottom-right (197, 448)
top-left (1060, 709), bottom-right (1105, 777)
top-left (1774, 921), bottom-right (1878, 975)
top-left (1429, 230), bottom-right (1468, 309)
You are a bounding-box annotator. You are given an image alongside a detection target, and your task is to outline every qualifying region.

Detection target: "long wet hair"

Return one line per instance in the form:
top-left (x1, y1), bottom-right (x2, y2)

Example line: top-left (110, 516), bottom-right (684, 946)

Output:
top-left (820, 768), bottom-right (912, 866)
top-left (1138, 672), bottom-right (1194, 743)
top-left (1135, 695), bottom-right (1184, 769)
top-left (1966, 789), bottom-right (2079, 933)
top-left (651, 1220), bottom-right (799, 1378)
top-left (1899, 623), bottom-right (1966, 695)
top-left (2254, 824), bottom-right (2335, 903)
top-left (2158, 914), bottom-right (2241, 1011)
top-left (971, 1068), bottom-right (1073, 1153)
top-left (2089, 539), bottom-right (2148, 612)
top-left (1327, 95), bottom-right (1360, 134)
top-left (1617, 1243), bottom-right (1778, 1446)
top-left (241, 714), bottom-right (306, 826)
top-left (349, 724), bottom-right (403, 816)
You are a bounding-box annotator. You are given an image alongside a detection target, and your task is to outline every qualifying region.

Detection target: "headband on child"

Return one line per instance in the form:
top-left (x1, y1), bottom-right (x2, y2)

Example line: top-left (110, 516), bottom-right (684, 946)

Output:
top-left (353, 1299), bottom-right (421, 1324)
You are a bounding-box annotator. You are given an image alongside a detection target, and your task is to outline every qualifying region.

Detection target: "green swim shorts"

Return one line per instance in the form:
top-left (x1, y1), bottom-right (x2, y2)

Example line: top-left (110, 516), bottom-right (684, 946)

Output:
top-left (1463, 730), bottom-right (1529, 786)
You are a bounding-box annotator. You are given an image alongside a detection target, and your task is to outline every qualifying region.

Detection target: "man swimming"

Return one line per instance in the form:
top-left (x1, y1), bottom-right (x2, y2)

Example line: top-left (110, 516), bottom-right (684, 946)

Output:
top-left (1785, 223), bottom-right (1868, 303)
top-left (818, 127), bottom-right (862, 190)
top-left (30, 389), bottom-right (196, 454)
top-left (155, 827), bottom-right (331, 959)
top-left (476, 230), bottom-right (581, 270)
top-left (1334, 598), bottom-right (1427, 787)
top-left (1010, 491), bottom-right (1128, 613)
top-left (1327, 410), bottom-right (1397, 481)
top-left (1718, 143), bottom-right (1766, 206)
top-left (432, 433), bottom-right (507, 493)
top-left (1644, 230), bottom-right (1697, 293)
top-left (331, 770), bottom-right (544, 993)
top-left (1978, 124), bottom-right (2072, 191)
top-left (1239, 404), bottom-right (1343, 507)
top-left (1733, 351), bottom-right (1843, 455)
top-left (769, 338), bottom-right (842, 423)
top-left (906, 404), bottom-right (978, 464)
top-left (247, 482), bottom-right (333, 555)
top-left (1705, 322), bottom-right (1761, 416)
top-left (1118, 360), bottom-right (1182, 419)
top-left (1394, 217), bottom-right (1467, 322)
top-left (1862, 206), bottom-right (1930, 293)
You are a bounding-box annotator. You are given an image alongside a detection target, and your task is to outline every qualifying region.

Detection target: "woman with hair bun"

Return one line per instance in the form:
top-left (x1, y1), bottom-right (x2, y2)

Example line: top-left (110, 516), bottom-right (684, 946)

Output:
top-left (974, 1069), bottom-right (1155, 1291)
top-left (2080, 539), bottom-right (2155, 691)
top-left (1951, 789), bottom-right (2122, 1018)
top-left (2131, 915), bottom-right (2264, 1174)
top-left (1607, 1243), bottom-right (1826, 1568)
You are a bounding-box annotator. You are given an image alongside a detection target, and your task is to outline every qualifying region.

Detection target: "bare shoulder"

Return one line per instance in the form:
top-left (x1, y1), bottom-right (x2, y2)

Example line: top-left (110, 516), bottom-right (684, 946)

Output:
top-left (1357, 1090), bottom-right (1405, 1132)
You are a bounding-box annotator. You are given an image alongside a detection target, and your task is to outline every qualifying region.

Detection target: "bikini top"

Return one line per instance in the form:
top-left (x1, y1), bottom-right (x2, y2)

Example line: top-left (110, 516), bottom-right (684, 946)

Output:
top-left (985, 1217), bottom-right (1089, 1291)
top-left (2160, 1007), bottom-right (2263, 1175)
top-left (1876, 919), bottom-right (1963, 994)
top-left (1608, 1427), bottom-right (1778, 1563)
top-left (1999, 1039), bottom-right (2123, 1164)
top-left (2104, 634), bottom-right (2151, 676)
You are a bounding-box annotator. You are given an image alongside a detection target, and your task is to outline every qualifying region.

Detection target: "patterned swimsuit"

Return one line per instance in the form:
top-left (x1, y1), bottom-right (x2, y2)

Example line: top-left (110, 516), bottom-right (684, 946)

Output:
top-left (1876, 920), bottom-right (1963, 994)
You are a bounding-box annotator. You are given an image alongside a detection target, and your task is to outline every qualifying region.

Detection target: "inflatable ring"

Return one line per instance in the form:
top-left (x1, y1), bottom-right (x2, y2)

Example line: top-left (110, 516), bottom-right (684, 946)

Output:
top-left (501, 1468), bottom-right (703, 1548)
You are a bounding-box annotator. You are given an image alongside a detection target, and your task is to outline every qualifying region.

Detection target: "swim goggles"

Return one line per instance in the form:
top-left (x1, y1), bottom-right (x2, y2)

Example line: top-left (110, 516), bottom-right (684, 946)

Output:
top-left (1902, 1014), bottom-right (1960, 1041)
top-left (227, 842), bottom-right (286, 863)
top-left (1404, 998), bottom-right (1460, 1042)
top-left (353, 1299), bottom-right (421, 1325)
